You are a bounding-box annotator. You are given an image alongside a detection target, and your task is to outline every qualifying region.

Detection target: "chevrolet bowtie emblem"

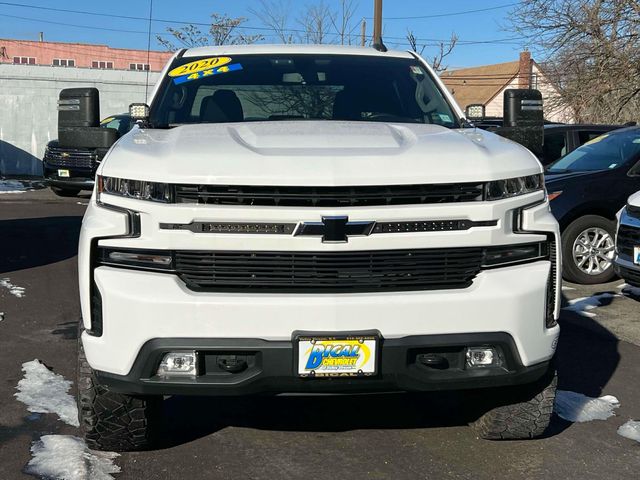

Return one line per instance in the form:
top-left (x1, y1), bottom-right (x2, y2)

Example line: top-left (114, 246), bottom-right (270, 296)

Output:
top-left (60, 152), bottom-right (70, 158)
top-left (294, 216), bottom-right (375, 243)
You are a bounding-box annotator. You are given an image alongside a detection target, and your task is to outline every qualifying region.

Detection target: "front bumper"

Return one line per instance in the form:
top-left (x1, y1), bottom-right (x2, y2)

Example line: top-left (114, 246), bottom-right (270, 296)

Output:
top-left (43, 163), bottom-right (95, 190)
top-left (83, 259), bottom-right (559, 378)
top-left (94, 333), bottom-right (553, 396)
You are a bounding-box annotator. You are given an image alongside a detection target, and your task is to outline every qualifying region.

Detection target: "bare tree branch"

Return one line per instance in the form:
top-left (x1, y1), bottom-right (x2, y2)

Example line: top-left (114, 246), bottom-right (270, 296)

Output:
top-left (406, 30), bottom-right (457, 73)
top-left (157, 13), bottom-right (263, 50)
top-left (508, 0), bottom-right (640, 123)
top-left (249, 0), bottom-right (295, 44)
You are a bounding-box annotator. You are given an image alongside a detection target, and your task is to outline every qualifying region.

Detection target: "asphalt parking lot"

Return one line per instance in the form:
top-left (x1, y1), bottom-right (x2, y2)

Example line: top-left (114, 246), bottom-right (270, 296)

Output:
top-left (2, 186), bottom-right (640, 479)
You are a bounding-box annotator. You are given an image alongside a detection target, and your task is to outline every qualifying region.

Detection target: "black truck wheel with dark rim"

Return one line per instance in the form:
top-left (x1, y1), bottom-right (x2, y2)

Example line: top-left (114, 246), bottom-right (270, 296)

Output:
top-left (472, 365), bottom-right (557, 440)
top-left (77, 327), bottom-right (162, 452)
top-left (562, 215), bottom-right (616, 284)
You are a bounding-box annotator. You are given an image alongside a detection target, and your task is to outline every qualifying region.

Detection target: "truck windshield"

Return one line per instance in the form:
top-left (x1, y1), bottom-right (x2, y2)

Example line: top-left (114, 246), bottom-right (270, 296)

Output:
top-left (149, 54), bottom-right (459, 128)
top-left (547, 129), bottom-right (640, 173)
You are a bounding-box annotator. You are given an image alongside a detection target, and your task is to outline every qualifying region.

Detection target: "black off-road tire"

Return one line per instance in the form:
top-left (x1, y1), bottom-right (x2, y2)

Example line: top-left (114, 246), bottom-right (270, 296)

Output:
top-left (77, 335), bottom-right (162, 451)
top-left (472, 368), bottom-right (557, 440)
top-left (561, 215), bottom-right (617, 284)
top-left (51, 186), bottom-right (81, 197)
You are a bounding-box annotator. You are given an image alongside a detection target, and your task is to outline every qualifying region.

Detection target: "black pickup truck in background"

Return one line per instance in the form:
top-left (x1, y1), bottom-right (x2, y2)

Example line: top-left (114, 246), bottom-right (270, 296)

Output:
top-left (43, 114), bottom-right (132, 197)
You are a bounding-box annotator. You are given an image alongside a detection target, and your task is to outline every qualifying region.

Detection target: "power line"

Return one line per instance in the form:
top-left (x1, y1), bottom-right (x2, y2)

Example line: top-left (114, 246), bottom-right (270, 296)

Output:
top-left (0, 13), bottom-right (152, 35)
top-left (0, 1), bottom-right (524, 46)
top-left (375, 2), bottom-right (519, 20)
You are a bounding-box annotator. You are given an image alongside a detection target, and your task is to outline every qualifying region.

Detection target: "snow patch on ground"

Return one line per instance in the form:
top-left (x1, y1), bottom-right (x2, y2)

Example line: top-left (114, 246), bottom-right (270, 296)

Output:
top-left (562, 292), bottom-right (618, 317)
top-left (0, 179), bottom-right (31, 193)
top-left (15, 359), bottom-right (79, 427)
top-left (0, 277), bottom-right (26, 298)
top-left (25, 435), bottom-right (120, 480)
top-left (555, 390), bottom-right (620, 422)
top-left (618, 282), bottom-right (640, 298)
top-left (618, 420), bottom-right (640, 443)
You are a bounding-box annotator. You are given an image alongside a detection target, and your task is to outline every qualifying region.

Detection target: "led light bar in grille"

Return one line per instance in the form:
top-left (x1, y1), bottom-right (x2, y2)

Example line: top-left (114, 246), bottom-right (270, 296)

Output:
top-left (373, 219), bottom-right (497, 233)
top-left (160, 222), bottom-right (296, 234)
top-left (159, 219), bottom-right (498, 235)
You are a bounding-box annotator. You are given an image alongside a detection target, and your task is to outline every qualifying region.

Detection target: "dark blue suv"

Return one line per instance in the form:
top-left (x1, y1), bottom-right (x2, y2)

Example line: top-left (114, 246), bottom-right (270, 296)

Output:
top-left (546, 127), bottom-right (640, 284)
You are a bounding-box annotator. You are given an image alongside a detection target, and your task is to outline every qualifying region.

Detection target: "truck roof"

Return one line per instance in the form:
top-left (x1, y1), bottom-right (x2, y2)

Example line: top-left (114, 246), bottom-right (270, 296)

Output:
top-left (182, 44), bottom-right (415, 59)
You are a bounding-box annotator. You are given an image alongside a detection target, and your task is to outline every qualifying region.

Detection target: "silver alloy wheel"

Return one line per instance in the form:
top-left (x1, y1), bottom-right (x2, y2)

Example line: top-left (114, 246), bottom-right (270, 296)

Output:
top-left (572, 227), bottom-right (615, 275)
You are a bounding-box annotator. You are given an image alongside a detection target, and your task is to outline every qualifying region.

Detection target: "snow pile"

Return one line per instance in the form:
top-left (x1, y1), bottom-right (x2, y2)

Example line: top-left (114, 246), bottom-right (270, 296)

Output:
top-left (555, 390), bottom-right (620, 422)
top-left (0, 278), bottom-right (25, 298)
top-left (0, 179), bottom-right (29, 194)
top-left (15, 359), bottom-right (79, 427)
top-left (25, 435), bottom-right (121, 480)
top-left (618, 420), bottom-right (640, 443)
top-left (562, 292), bottom-right (617, 317)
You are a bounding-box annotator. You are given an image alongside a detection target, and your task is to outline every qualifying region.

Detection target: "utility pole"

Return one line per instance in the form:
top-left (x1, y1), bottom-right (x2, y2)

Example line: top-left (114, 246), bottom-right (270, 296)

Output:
top-left (360, 18), bottom-right (366, 46)
top-left (372, 0), bottom-right (386, 51)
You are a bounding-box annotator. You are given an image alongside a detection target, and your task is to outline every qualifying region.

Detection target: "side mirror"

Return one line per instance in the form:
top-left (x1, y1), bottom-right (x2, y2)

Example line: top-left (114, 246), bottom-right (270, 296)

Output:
top-left (58, 88), bottom-right (117, 149)
top-left (495, 89), bottom-right (544, 156)
top-left (465, 104), bottom-right (486, 121)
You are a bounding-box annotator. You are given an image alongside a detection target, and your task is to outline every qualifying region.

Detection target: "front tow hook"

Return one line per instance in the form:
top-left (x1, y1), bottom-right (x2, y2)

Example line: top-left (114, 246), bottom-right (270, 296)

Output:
top-left (217, 355), bottom-right (248, 373)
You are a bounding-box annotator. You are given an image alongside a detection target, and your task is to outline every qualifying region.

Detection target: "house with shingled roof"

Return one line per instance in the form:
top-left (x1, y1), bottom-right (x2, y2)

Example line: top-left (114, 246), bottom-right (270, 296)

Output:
top-left (440, 52), bottom-right (575, 123)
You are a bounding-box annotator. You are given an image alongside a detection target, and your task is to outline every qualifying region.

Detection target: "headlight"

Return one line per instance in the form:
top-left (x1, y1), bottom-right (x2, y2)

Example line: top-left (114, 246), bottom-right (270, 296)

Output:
top-left (485, 174), bottom-right (543, 201)
top-left (97, 175), bottom-right (173, 203)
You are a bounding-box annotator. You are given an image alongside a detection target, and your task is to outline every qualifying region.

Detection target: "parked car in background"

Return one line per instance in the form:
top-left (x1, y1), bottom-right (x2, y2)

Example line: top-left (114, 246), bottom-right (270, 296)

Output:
top-left (541, 123), bottom-right (628, 166)
top-left (43, 114), bottom-right (132, 197)
top-left (614, 190), bottom-right (640, 286)
top-left (546, 126), bottom-right (640, 284)
top-left (474, 119), bottom-right (630, 166)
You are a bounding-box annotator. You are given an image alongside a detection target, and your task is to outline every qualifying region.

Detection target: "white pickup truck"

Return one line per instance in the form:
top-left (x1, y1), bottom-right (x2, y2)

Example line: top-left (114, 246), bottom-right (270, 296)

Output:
top-left (75, 44), bottom-right (561, 451)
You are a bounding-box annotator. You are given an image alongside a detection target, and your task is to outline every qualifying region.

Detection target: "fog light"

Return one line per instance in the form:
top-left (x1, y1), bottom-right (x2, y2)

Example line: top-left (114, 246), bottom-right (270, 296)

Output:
top-left (157, 351), bottom-right (197, 377)
top-left (466, 347), bottom-right (501, 368)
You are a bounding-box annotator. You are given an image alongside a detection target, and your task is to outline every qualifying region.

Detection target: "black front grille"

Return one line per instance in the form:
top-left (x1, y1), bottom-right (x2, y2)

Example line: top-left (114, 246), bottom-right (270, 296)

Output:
top-left (174, 248), bottom-right (485, 293)
top-left (45, 147), bottom-right (95, 169)
top-left (616, 225), bottom-right (640, 257)
top-left (174, 183), bottom-right (485, 207)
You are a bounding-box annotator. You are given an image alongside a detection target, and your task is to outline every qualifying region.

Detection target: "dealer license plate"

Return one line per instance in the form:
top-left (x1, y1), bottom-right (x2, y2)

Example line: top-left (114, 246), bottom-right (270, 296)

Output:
top-left (58, 169), bottom-right (70, 178)
top-left (634, 246), bottom-right (640, 265)
top-left (297, 335), bottom-right (378, 377)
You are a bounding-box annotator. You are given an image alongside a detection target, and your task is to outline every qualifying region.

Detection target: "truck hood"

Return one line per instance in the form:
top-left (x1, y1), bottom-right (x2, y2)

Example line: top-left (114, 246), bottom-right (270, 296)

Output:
top-left (100, 121), bottom-right (542, 185)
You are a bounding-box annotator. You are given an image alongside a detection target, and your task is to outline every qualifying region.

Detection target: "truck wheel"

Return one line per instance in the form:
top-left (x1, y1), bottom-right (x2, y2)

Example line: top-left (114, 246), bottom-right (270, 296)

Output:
top-left (77, 334), bottom-right (162, 451)
top-left (562, 215), bottom-right (616, 284)
top-left (51, 186), bottom-right (81, 197)
top-left (471, 367), bottom-right (557, 440)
